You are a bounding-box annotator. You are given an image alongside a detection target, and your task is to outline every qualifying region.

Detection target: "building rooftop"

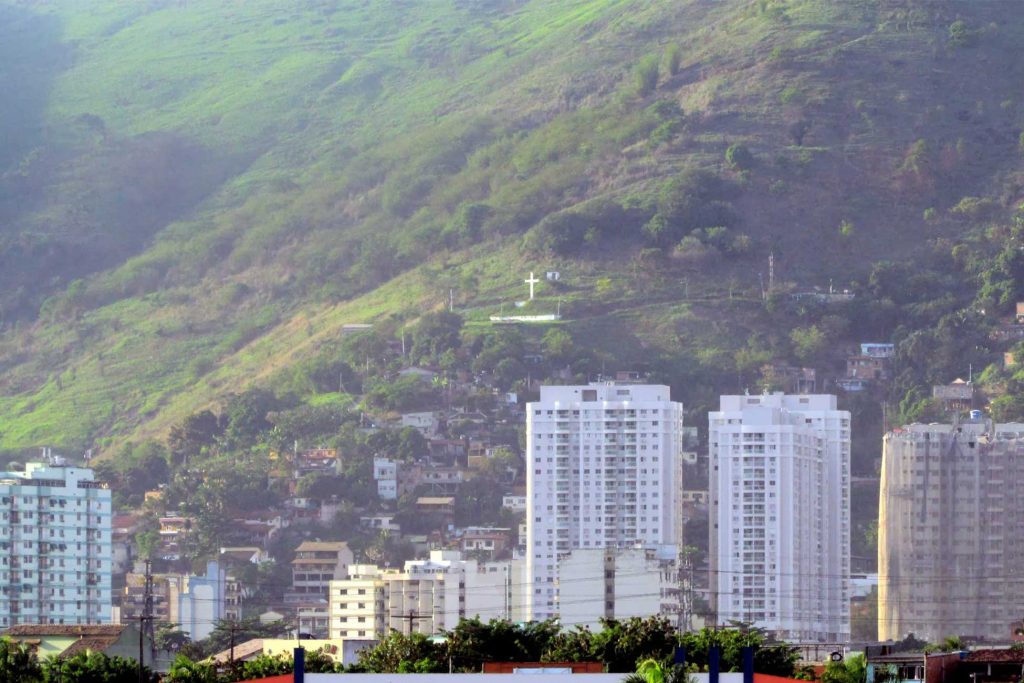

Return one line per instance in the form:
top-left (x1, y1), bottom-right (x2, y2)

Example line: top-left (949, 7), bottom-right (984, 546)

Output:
top-left (4, 624), bottom-right (125, 636)
top-left (964, 649), bottom-right (1024, 663)
top-left (2, 625), bottom-right (133, 657)
top-left (294, 541), bottom-right (349, 552)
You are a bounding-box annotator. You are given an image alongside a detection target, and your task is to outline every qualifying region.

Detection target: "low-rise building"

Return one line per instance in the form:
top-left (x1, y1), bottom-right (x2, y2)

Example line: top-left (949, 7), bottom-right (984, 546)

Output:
top-left (415, 496), bottom-right (455, 521)
top-left (359, 515), bottom-right (400, 533)
top-left (290, 542), bottom-right (353, 601)
top-left (761, 364), bottom-right (817, 394)
top-left (501, 495), bottom-right (526, 512)
top-left (373, 458), bottom-right (398, 500)
top-left (401, 412), bottom-right (439, 439)
top-left (860, 343), bottom-right (895, 358)
top-left (459, 528), bottom-right (512, 560)
top-left (296, 448), bottom-right (339, 477)
top-left (846, 355), bottom-right (890, 381)
top-left (111, 514), bottom-right (141, 575)
top-left (219, 546), bottom-right (269, 565)
top-left (209, 638), bottom-right (375, 667)
top-left (329, 552), bottom-right (516, 639)
top-left (402, 466), bottom-right (466, 495)
top-left (157, 515), bottom-right (193, 561)
top-left (2, 624), bottom-right (155, 668)
top-left (931, 379), bottom-right (974, 411)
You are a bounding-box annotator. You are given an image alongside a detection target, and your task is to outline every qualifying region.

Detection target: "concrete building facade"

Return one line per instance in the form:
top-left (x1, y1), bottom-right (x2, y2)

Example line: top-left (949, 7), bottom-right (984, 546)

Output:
top-left (0, 464), bottom-right (113, 627)
top-left (526, 383), bottom-right (684, 621)
top-left (328, 551), bottom-right (518, 639)
top-left (879, 419), bottom-right (1024, 641)
top-left (557, 547), bottom-right (677, 630)
top-left (709, 393), bottom-right (850, 642)
top-left (177, 561), bottom-right (226, 642)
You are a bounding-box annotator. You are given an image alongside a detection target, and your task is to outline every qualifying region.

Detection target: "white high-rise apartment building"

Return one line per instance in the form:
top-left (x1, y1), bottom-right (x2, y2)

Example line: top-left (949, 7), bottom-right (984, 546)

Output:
top-left (709, 393), bottom-right (850, 642)
top-left (0, 464), bottom-right (113, 627)
top-left (526, 383), bottom-right (683, 621)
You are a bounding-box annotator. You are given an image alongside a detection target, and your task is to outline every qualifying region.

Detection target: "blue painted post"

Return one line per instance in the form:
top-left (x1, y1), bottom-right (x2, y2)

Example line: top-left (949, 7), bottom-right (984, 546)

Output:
top-left (742, 646), bottom-right (755, 683)
top-left (674, 646), bottom-right (687, 667)
top-left (710, 646), bottom-right (721, 683)
top-left (294, 647), bottom-right (305, 683)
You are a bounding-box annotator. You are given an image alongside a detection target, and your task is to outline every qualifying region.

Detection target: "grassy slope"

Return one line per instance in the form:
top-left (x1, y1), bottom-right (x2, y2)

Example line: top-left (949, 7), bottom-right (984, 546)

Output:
top-left (0, 0), bottom-right (1022, 452)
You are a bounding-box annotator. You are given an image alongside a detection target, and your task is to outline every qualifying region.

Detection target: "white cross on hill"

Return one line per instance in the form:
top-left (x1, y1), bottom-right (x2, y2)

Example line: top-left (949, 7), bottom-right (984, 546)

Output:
top-left (525, 272), bottom-right (539, 300)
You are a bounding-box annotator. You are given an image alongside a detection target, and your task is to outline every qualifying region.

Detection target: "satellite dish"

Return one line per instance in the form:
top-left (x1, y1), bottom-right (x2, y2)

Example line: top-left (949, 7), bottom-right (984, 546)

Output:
top-left (830, 652), bottom-right (844, 663)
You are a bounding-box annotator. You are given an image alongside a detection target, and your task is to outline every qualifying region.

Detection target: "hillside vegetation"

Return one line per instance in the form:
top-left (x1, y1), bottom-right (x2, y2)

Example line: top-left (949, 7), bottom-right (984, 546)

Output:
top-left (1, 0), bottom-right (1023, 454)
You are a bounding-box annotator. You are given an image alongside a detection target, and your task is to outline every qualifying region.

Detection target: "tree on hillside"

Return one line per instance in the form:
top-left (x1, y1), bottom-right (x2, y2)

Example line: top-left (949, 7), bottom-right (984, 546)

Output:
top-left (789, 325), bottom-right (826, 362)
top-left (223, 388), bottom-right (281, 447)
top-left (168, 409), bottom-right (223, 466)
top-left (644, 170), bottom-right (737, 247)
top-left (410, 311), bottom-right (463, 363)
top-left (635, 55), bottom-right (660, 97)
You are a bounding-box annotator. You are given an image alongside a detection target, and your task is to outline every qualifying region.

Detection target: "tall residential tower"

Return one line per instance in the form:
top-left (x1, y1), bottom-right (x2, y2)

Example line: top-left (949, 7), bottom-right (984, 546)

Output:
top-left (526, 383), bottom-right (684, 621)
top-left (879, 419), bottom-right (1024, 641)
top-left (0, 464), bottom-right (113, 627)
top-left (709, 393), bottom-right (850, 642)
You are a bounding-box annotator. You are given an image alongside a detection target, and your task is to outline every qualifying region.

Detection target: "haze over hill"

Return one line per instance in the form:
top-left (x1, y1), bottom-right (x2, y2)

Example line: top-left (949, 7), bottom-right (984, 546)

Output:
top-left (0, 0), bottom-right (1022, 461)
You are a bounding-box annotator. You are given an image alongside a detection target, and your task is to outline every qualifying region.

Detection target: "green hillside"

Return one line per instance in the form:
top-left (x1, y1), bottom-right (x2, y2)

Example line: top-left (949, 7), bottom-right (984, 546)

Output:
top-left (1, 0), bottom-right (1023, 453)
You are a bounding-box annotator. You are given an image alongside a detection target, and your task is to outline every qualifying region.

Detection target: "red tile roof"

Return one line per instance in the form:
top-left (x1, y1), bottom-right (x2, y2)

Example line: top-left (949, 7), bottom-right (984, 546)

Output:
top-left (964, 650), bottom-right (1024, 663)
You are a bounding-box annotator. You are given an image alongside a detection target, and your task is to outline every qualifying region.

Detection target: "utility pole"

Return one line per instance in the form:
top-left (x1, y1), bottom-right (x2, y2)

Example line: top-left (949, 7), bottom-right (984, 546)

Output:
top-left (144, 559), bottom-right (156, 668)
top-left (138, 559), bottom-right (153, 683)
top-left (401, 610), bottom-right (432, 635)
top-left (137, 614), bottom-right (151, 683)
top-left (228, 620), bottom-right (241, 678)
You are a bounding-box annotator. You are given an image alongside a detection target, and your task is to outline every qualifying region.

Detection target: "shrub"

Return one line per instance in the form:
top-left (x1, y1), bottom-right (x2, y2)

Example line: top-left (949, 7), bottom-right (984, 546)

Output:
top-left (649, 119), bottom-right (681, 147)
top-left (725, 143), bottom-right (754, 170)
top-left (634, 55), bottom-right (660, 97)
top-left (949, 196), bottom-right (998, 222)
top-left (788, 118), bottom-right (811, 145)
top-left (664, 44), bottom-right (682, 76)
top-left (947, 20), bottom-right (979, 48)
